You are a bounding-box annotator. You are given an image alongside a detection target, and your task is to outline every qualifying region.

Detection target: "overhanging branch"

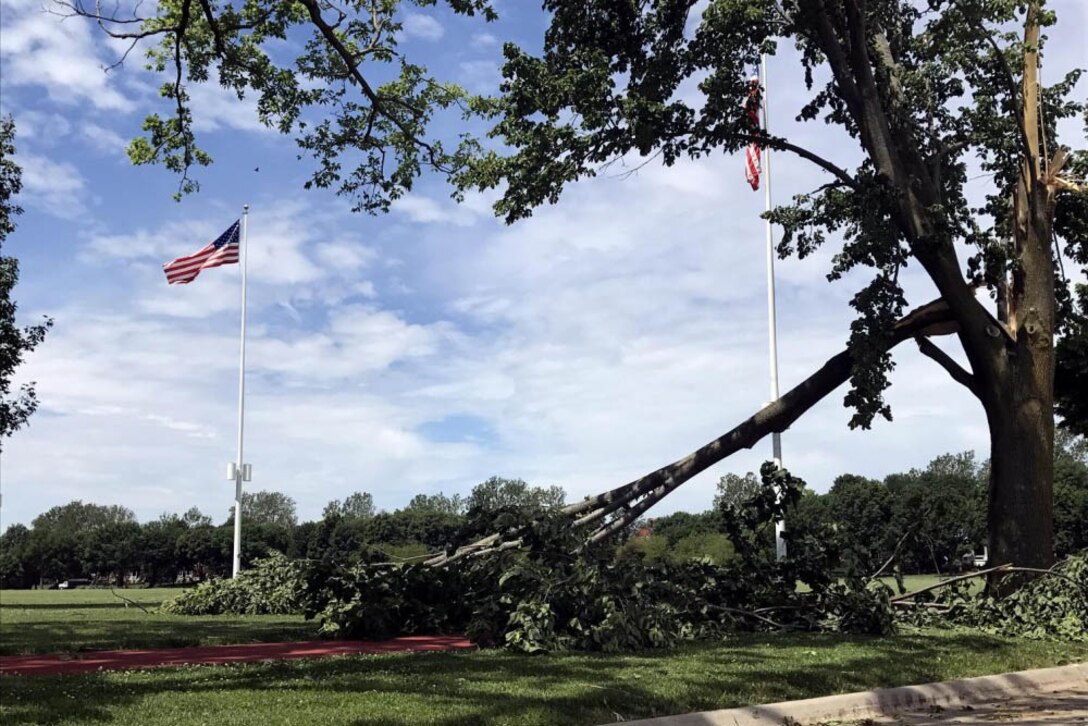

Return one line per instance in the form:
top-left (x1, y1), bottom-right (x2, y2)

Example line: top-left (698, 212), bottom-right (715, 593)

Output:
top-left (735, 134), bottom-right (859, 190)
top-left (914, 336), bottom-right (981, 399)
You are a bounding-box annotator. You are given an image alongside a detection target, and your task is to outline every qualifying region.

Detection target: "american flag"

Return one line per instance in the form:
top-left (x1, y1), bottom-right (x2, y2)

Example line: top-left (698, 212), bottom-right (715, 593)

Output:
top-left (163, 221), bottom-right (240, 284)
top-left (744, 76), bottom-right (762, 191)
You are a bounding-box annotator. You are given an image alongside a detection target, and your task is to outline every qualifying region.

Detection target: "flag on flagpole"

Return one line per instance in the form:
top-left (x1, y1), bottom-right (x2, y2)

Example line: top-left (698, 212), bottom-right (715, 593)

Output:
top-left (743, 76), bottom-right (763, 191)
top-left (163, 221), bottom-right (241, 284)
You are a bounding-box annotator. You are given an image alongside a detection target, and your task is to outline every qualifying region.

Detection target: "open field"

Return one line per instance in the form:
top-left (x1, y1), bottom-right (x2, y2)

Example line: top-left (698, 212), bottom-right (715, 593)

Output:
top-left (3, 630), bottom-right (1086, 725)
top-left (876, 574), bottom-right (985, 593)
top-left (0, 588), bottom-right (314, 656)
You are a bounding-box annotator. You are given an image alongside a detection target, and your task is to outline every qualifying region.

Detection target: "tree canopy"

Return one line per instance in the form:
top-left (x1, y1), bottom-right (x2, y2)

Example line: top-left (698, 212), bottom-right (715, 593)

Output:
top-left (323, 491), bottom-right (376, 519)
top-left (233, 490), bottom-right (298, 527)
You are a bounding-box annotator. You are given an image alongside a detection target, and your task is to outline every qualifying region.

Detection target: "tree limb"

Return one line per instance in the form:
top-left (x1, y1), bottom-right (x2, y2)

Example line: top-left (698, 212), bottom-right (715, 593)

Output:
top-left (914, 336), bottom-right (980, 398)
top-left (295, 0), bottom-right (448, 171)
top-left (868, 527), bottom-right (915, 582)
top-left (110, 588), bottom-right (153, 614)
top-left (888, 564), bottom-right (1012, 603)
top-left (429, 296), bottom-right (959, 564)
top-left (735, 134), bottom-right (859, 190)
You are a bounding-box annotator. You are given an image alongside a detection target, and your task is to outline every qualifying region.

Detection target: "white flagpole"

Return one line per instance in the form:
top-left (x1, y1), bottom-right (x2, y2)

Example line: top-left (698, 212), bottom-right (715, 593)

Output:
top-left (232, 205), bottom-right (250, 578)
top-left (760, 55), bottom-right (787, 561)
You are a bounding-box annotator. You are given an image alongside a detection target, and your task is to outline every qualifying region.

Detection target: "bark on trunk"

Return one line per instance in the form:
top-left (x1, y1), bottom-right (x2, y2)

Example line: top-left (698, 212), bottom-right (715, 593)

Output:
top-left (980, 1), bottom-right (1056, 573)
top-left (985, 376), bottom-right (1054, 571)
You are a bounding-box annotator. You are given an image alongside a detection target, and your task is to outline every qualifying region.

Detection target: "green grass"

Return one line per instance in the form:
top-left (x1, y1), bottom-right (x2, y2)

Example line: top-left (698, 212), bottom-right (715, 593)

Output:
top-left (2, 630), bottom-right (1085, 725)
top-left (0, 588), bottom-right (315, 656)
top-left (795, 574), bottom-right (985, 594)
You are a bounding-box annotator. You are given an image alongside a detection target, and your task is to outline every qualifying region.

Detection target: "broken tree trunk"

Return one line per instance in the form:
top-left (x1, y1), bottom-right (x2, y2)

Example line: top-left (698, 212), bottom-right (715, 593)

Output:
top-left (426, 297), bottom-right (959, 566)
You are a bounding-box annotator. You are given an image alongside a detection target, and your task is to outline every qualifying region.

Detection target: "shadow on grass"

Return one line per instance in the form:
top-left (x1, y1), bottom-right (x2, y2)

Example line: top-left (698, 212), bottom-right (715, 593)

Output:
top-left (3, 631), bottom-right (1079, 726)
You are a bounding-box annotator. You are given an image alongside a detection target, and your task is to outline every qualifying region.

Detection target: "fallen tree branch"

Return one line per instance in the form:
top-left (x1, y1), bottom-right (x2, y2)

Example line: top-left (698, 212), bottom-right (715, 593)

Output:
top-left (888, 564), bottom-right (1013, 603)
top-left (110, 588), bottom-right (153, 614)
top-left (711, 605), bottom-right (799, 630)
top-left (868, 528), bottom-right (916, 582)
top-left (428, 297), bottom-right (958, 566)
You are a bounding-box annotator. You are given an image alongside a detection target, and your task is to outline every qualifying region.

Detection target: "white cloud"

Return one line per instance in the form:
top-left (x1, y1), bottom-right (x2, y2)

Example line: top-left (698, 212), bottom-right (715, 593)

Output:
top-left (251, 305), bottom-right (450, 380)
top-left (15, 151), bottom-right (87, 219)
top-left (81, 123), bottom-right (129, 155)
top-left (0, 0), bottom-right (135, 112)
top-left (458, 60), bottom-right (501, 93)
top-left (187, 81), bottom-right (272, 135)
top-left (9, 110), bottom-right (73, 146)
top-left (315, 241), bottom-right (375, 271)
top-left (393, 194), bottom-right (482, 226)
top-left (470, 32), bottom-right (498, 49)
top-left (402, 13), bottom-right (445, 41)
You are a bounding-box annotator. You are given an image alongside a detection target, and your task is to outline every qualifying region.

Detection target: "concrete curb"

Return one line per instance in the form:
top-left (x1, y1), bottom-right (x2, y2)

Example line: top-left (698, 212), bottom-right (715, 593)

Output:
top-left (616, 662), bottom-right (1088, 726)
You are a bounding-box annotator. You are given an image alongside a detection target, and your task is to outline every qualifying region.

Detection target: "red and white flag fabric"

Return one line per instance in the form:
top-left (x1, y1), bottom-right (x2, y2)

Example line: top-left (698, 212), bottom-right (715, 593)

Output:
top-left (163, 221), bottom-right (241, 284)
top-left (743, 76), bottom-right (763, 191)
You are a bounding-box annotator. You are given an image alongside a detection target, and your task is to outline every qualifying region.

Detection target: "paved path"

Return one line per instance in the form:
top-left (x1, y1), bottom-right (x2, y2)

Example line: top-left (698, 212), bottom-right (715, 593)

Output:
top-left (621, 663), bottom-right (1088, 726)
top-left (0, 636), bottom-right (475, 677)
top-left (854, 688), bottom-right (1088, 724)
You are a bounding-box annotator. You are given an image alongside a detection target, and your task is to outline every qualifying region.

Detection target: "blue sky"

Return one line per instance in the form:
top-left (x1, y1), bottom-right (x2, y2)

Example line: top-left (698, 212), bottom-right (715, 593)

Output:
top-left (1, 0), bottom-right (1085, 527)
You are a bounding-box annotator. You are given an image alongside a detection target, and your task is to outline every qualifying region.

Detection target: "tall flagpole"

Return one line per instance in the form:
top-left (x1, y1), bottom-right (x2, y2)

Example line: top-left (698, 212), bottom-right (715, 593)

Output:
top-left (761, 56), bottom-right (787, 561)
top-left (232, 205), bottom-right (250, 578)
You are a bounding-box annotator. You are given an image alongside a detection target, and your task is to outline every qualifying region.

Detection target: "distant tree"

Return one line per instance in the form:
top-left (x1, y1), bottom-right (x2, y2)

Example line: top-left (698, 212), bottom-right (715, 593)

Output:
top-left (32, 501), bottom-right (136, 532)
top-left (713, 472), bottom-right (762, 511)
top-left (0, 523), bottom-right (31, 588)
top-left (466, 477), bottom-right (565, 513)
top-left (671, 532), bottom-right (735, 566)
top-left (0, 116), bottom-right (52, 450)
top-left (1053, 431), bottom-right (1088, 557)
top-left (323, 491), bottom-right (375, 520)
top-left (886, 453), bottom-right (986, 573)
top-left (826, 474), bottom-right (893, 573)
top-left (626, 533), bottom-right (670, 563)
top-left (1056, 288), bottom-right (1088, 438)
top-left (403, 492), bottom-right (466, 516)
top-left (240, 522), bottom-right (291, 564)
top-left (25, 527), bottom-right (81, 582)
top-left (231, 491), bottom-right (297, 528)
top-left (81, 522), bottom-right (141, 585)
top-left (176, 522), bottom-right (224, 579)
top-left (648, 511), bottom-right (719, 545)
top-left (181, 507), bottom-right (212, 527)
top-left (137, 516), bottom-right (188, 585)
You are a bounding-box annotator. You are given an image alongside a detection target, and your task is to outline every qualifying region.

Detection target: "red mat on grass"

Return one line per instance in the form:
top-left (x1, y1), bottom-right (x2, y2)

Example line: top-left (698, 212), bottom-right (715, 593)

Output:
top-left (0, 636), bottom-right (475, 677)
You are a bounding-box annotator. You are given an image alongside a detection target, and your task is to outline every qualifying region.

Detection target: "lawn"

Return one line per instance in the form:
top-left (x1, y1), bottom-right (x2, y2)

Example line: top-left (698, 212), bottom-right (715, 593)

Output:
top-left (0, 588), bottom-right (315, 656)
top-left (2, 630), bottom-right (1085, 725)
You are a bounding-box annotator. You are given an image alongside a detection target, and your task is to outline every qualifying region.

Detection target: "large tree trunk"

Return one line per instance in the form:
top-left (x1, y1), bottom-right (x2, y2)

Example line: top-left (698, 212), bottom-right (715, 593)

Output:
top-left (985, 370), bottom-right (1054, 571)
top-left (979, 4), bottom-right (1056, 572)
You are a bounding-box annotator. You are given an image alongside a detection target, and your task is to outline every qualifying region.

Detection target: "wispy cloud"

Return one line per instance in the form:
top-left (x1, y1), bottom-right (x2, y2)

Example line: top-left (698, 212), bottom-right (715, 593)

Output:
top-left (15, 151), bottom-right (87, 219)
top-left (0, 0), bottom-right (135, 112)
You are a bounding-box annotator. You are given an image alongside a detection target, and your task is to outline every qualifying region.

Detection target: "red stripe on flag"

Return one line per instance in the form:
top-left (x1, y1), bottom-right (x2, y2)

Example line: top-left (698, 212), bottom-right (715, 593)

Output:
top-left (162, 221), bottom-right (241, 284)
top-left (743, 76), bottom-right (762, 191)
top-left (163, 242), bottom-right (239, 284)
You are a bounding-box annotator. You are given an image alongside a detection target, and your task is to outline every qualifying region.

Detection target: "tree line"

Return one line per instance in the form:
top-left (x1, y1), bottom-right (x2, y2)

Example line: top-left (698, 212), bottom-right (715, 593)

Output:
top-left (2, 437), bottom-right (1086, 588)
top-left (637, 434), bottom-right (1088, 575)
top-left (0, 477), bottom-right (565, 588)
